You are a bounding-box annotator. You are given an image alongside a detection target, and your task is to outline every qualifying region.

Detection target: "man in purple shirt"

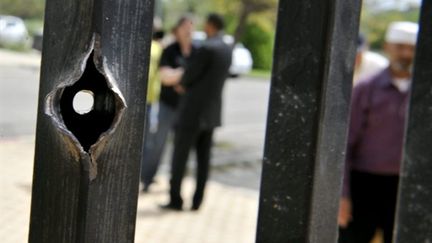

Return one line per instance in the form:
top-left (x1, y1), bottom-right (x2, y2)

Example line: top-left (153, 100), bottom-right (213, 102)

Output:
top-left (338, 21), bottom-right (418, 243)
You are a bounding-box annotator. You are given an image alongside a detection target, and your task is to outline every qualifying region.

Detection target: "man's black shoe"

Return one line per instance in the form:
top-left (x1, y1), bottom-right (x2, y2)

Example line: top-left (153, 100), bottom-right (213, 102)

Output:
top-left (192, 198), bottom-right (202, 211)
top-left (141, 184), bottom-right (150, 193)
top-left (159, 203), bottom-right (182, 211)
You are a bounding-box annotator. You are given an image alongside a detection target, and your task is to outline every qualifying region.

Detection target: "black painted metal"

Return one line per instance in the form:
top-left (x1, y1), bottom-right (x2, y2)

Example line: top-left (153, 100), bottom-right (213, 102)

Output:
top-left (27, 0), bottom-right (432, 242)
top-left (28, 0), bottom-right (154, 242)
top-left (394, 1), bottom-right (432, 242)
top-left (256, 0), bottom-right (361, 242)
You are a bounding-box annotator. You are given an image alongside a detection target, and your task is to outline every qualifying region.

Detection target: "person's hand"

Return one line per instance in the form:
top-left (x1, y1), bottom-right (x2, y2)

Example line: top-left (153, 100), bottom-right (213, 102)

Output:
top-left (160, 67), bottom-right (184, 86)
top-left (338, 197), bottom-right (352, 228)
top-left (174, 85), bottom-right (185, 94)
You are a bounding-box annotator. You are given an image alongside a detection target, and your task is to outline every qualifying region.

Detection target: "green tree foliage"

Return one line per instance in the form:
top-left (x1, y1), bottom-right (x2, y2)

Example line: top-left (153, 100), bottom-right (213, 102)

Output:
top-left (210, 0), bottom-right (277, 71)
top-left (210, 0), bottom-right (277, 42)
top-left (162, 0), bottom-right (277, 71)
top-left (0, 0), bottom-right (45, 19)
top-left (360, 8), bottom-right (420, 50)
top-left (161, 0), bottom-right (213, 30)
top-left (231, 0), bottom-right (277, 43)
top-left (240, 20), bottom-right (274, 70)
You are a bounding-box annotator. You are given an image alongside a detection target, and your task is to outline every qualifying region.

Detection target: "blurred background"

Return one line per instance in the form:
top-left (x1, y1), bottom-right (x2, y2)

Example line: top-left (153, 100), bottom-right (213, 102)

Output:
top-left (0, 0), bottom-right (421, 242)
top-left (0, 0), bottom-right (422, 73)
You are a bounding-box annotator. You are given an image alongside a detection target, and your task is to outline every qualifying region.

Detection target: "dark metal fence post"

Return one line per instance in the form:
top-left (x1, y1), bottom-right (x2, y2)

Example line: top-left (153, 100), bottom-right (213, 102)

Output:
top-left (29, 0), bottom-right (154, 242)
top-left (394, 1), bottom-right (432, 242)
top-left (256, 0), bottom-right (361, 242)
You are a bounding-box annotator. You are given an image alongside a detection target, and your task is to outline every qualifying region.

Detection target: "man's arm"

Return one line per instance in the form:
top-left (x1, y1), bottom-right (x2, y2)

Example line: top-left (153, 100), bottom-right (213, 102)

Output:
top-left (342, 83), bottom-right (369, 197)
top-left (159, 67), bottom-right (183, 86)
top-left (158, 45), bottom-right (184, 86)
top-left (339, 82), bottom-right (370, 227)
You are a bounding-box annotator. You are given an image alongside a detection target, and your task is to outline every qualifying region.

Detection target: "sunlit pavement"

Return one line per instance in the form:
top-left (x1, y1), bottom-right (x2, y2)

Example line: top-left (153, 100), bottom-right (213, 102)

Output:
top-left (0, 136), bottom-right (260, 243)
top-left (0, 49), bottom-right (270, 243)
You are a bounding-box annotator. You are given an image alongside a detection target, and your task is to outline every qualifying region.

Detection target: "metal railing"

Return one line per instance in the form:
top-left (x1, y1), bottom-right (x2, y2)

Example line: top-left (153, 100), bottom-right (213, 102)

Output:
top-left (28, 0), bottom-right (431, 242)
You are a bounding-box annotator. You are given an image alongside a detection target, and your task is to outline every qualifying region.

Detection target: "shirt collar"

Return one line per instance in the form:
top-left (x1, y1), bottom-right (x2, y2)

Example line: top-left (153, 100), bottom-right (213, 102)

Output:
top-left (377, 67), bottom-right (412, 94)
top-left (376, 67), bottom-right (394, 88)
top-left (207, 31), bottom-right (224, 40)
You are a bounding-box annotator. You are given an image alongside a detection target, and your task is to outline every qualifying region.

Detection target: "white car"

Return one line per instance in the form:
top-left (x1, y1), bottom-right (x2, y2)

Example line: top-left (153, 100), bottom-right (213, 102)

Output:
top-left (192, 31), bottom-right (253, 77)
top-left (229, 43), bottom-right (253, 77)
top-left (0, 15), bottom-right (29, 46)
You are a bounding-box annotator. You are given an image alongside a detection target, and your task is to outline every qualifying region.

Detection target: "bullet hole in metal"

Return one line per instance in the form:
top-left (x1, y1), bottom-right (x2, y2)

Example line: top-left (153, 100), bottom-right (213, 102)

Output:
top-left (73, 90), bottom-right (95, 115)
top-left (60, 52), bottom-right (116, 152)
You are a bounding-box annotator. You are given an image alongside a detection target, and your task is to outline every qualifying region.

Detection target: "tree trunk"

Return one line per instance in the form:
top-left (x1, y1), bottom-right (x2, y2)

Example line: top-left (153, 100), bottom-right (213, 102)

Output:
top-left (234, 6), bottom-right (251, 43)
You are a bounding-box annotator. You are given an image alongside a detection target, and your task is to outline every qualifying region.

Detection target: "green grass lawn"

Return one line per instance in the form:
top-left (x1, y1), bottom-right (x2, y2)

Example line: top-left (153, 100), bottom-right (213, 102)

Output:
top-left (247, 69), bottom-right (271, 79)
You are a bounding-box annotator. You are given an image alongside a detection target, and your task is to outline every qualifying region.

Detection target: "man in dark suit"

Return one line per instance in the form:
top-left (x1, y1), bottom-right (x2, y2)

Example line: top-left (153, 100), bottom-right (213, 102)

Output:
top-left (161, 13), bottom-right (232, 211)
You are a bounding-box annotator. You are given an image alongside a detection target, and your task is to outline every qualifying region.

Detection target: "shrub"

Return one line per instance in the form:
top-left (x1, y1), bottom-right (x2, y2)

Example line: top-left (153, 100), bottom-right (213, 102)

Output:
top-left (240, 21), bottom-right (274, 71)
top-left (0, 0), bottom-right (45, 19)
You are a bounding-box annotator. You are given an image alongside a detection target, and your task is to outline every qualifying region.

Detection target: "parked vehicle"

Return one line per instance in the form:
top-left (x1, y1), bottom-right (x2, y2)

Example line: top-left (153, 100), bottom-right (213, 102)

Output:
top-left (0, 15), bottom-right (28, 46)
top-left (192, 31), bottom-right (253, 77)
top-left (32, 31), bottom-right (43, 51)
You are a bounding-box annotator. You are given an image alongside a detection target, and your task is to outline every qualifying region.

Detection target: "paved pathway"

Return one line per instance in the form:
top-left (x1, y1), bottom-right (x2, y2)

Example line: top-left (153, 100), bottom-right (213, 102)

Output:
top-left (0, 137), bottom-right (260, 243)
top-left (0, 49), bottom-right (270, 243)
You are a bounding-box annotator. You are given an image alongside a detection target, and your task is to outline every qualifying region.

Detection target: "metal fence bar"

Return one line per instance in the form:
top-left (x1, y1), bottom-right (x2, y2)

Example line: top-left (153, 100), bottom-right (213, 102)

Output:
top-left (255, 0), bottom-right (361, 242)
top-left (394, 1), bottom-right (432, 242)
top-left (28, 0), bottom-right (154, 242)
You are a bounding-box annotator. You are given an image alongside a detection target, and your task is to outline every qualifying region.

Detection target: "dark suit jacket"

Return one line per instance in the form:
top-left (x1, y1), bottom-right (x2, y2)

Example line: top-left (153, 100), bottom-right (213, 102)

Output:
top-left (176, 33), bottom-right (232, 130)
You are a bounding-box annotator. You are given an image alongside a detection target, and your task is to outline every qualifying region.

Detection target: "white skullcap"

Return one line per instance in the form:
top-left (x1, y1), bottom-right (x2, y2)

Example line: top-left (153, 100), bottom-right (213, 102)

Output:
top-left (385, 21), bottom-right (419, 45)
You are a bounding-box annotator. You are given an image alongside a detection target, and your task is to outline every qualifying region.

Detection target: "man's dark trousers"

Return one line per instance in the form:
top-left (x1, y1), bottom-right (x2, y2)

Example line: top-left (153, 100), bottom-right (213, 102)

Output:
top-left (169, 128), bottom-right (214, 209)
top-left (338, 171), bottom-right (399, 243)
